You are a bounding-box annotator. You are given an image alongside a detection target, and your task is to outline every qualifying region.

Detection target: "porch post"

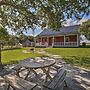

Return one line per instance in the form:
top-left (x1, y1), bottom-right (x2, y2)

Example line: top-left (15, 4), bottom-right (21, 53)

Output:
top-left (64, 36), bottom-right (65, 46)
top-left (52, 36), bottom-right (54, 47)
top-left (34, 38), bottom-right (36, 46)
top-left (47, 37), bottom-right (49, 47)
top-left (41, 37), bottom-right (42, 45)
top-left (77, 34), bottom-right (79, 47)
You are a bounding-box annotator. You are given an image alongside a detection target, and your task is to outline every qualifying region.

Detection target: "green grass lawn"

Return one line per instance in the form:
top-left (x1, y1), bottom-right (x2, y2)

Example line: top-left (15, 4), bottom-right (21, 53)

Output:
top-left (45, 48), bottom-right (90, 69)
top-left (1, 47), bottom-right (44, 64)
top-left (1, 47), bottom-right (90, 69)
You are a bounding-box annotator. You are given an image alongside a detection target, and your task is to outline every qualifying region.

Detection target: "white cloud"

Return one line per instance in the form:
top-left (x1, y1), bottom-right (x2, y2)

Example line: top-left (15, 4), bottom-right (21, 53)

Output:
top-left (77, 18), bottom-right (88, 24)
top-left (63, 18), bottom-right (89, 26)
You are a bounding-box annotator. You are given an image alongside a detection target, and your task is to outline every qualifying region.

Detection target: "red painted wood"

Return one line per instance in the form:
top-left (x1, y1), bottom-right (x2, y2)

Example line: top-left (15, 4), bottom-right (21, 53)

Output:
top-left (37, 35), bottom-right (77, 45)
top-left (69, 35), bottom-right (77, 42)
top-left (54, 36), bottom-right (64, 42)
top-left (48, 37), bottom-right (53, 46)
top-left (42, 37), bottom-right (47, 44)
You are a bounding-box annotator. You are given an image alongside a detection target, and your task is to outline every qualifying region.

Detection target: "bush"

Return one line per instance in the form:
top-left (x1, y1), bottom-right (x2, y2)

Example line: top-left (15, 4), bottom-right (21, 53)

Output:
top-left (82, 42), bottom-right (86, 47)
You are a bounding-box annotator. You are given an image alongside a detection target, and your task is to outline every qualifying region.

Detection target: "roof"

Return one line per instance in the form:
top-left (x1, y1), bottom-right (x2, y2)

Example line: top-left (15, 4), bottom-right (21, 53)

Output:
top-left (37, 25), bottom-right (80, 37)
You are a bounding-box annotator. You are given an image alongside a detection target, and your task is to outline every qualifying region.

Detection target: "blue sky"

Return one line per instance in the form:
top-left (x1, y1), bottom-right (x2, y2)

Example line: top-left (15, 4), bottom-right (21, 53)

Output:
top-left (23, 26), bottom-right (42, 36)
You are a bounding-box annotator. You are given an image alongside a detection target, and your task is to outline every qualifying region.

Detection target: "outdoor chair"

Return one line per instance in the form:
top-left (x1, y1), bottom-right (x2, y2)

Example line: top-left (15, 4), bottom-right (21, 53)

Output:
top-left (4, 74), bottom-right (38, 90)
top-left (43, 68), bottom-right (67, 90)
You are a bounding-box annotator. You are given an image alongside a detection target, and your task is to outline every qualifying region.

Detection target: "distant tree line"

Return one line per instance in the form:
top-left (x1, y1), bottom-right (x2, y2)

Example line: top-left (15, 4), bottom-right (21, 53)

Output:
top-left (0, 28), bottom-right (34, 49)
top-left (80, 19), bottom-right (90, 40)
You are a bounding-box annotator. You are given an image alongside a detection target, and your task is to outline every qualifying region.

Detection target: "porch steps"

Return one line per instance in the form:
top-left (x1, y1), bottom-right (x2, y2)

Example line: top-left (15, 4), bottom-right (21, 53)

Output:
top-left (46, 46), bottom-right (52, 48)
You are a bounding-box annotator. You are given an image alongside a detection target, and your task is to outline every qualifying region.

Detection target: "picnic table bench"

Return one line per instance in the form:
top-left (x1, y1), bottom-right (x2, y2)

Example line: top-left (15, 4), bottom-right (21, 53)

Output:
top-left (43, 69), bottom-right (67, 90)
top-left (5, 74), bottom-right (37, 90)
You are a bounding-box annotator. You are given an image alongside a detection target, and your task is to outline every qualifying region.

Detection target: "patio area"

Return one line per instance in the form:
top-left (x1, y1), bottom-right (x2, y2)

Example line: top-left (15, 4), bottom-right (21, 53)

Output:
top-left (0, 55), bottom-right (90, 90)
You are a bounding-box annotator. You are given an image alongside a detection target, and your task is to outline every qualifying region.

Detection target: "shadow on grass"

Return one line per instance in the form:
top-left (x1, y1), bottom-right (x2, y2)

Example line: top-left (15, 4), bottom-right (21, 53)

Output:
top-left (4, 60), bottom-right (19, 65)
top-left (2, 47), bottom-right (22, 51)
top-left (53, 45), bottom-right (90, 48)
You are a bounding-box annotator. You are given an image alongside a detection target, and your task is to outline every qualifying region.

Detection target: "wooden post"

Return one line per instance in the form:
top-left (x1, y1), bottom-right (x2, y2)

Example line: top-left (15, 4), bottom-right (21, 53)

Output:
top-left (41, 37), bottom-right (42, 46)
top-left (34, 37), bottom-right (36, 47)
top-left (64, 36), bottom-right (65, 46)
top-left (52, 36), bottom-right (54, 47)
top-left (77, 34), bottom-right (79, 47)
top-left (47, 37), bottom-right (48, 47)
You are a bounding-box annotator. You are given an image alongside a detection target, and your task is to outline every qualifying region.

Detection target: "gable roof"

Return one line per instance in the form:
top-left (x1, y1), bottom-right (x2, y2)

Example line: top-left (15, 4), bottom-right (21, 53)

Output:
top-left (37, 25), bottom-right (80, 37)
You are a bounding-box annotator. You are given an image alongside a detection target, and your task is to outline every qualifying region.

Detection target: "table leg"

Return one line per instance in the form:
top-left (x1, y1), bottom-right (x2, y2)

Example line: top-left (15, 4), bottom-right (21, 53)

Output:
top-left (41, 67), bottom-right (52, 82)
top-left (31, 69), bottom-right (38, 76)
top-left (24, 69), bottom-right (38, 80)
top-left (24, 69), bottom-right (31, 80)
top-left (16, 70), bottom-right (20, 77)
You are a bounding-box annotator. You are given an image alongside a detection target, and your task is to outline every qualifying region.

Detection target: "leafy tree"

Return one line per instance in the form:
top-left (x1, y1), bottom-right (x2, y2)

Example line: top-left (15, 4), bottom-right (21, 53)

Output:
top-left (36, 0), bottom-right (90, 29)
top-left (80, 19), bottom-right (90, 40)
top-left (0, 0), bottom-right (89, 31)
top-left (8, 35), bottom-right (18, 48)
top-left (18, 34), bottom-right (28, 44)
top-left (0, 27), bottom-right (9, 66)
top-left (0, 0), bottom-right (38, 33)
top-left (27, 36), bottom-right (34, 42)
top-left (18, 34), bottom-right (34, 44)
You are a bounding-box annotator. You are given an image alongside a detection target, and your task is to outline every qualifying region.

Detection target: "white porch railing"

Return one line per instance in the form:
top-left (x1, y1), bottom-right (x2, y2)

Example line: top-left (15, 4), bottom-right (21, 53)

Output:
top-left (54, 42), bottom-right (64, 46)
top-left (36, 42), bottom-right (77, 47)
top-left (35, 42), bottom-right (48, 47)
top-left (65, 42), bottom-right (77, 46)
top-left (54, 42), bottom-right (77, 47)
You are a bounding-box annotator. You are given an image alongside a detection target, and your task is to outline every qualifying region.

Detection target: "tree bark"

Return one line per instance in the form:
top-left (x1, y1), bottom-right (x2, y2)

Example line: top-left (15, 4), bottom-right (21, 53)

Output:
top-left (0, 42), bottom-right (3, 68)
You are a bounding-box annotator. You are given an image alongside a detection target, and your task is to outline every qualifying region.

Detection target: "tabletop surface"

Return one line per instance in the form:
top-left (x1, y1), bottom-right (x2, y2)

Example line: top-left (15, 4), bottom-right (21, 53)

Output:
top-left (19, 57), bottom-right (56, 69)
top-left (0, 68), bottom-right (12, 77)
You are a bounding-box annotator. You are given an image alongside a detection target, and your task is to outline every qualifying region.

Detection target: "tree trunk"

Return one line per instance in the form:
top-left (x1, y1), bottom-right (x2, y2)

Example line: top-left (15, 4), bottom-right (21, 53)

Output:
top-left (32, 29), bottom-right (35, 53)
top-left (0, 42), bottom-right (3, 68)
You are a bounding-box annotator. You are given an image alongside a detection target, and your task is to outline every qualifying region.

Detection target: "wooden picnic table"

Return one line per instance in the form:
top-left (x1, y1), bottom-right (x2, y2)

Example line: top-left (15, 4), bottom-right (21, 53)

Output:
top-left (19, 57), bottom-right (56, 81)
top-left (0, 68), bottom-right (12, 77)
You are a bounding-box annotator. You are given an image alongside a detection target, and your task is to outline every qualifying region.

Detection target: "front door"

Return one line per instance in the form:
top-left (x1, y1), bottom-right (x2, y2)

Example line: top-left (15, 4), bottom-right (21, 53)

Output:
top-left (48, 37), bottom-right (53, 46)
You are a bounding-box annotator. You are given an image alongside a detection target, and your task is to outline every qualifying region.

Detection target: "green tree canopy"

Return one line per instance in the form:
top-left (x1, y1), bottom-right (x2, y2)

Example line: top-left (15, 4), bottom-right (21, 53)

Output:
top-left (36, 0), bottom-right (90, 29)
top-left (0, 27), bottom-right (9, 64)
top-left (0, 0), bottom-right (90, 31)
top-left (80, 19), bottom-right (90, 40)
top-left (0, 0), bottom-right (38, 33)
top-left (0, 27), bottom-right (9, 41)
top-left (18, 34), bottom-right (34, 44)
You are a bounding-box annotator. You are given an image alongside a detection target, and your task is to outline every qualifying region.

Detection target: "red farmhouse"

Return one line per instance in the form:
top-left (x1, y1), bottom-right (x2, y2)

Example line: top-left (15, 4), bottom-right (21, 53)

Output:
top-left (35, 25), bottom-right (80, 47)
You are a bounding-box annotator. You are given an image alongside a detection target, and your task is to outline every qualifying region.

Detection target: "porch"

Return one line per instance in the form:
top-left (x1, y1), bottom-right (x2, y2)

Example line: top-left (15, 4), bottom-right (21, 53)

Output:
top-left (35, 35), bottom-right (79, 47)
top-left (35, 42), bottom-right (78, 47)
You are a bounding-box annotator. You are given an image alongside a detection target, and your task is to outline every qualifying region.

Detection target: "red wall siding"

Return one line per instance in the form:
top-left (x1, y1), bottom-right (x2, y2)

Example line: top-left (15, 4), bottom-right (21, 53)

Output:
top-left (54, 36), bottom-right (64, 42)
top-left (42, 37), bottom-right (47, 44)
top-left (37, 35), bottom-right (77, 44)
top-left (69, 35), bottom-right (77, 42)
top-left (48, 37), bottom-right (53, 45)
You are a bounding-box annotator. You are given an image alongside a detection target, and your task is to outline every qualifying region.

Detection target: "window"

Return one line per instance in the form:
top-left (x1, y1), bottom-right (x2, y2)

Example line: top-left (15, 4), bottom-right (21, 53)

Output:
top-left (65, 36), bottom-right (69, 42)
